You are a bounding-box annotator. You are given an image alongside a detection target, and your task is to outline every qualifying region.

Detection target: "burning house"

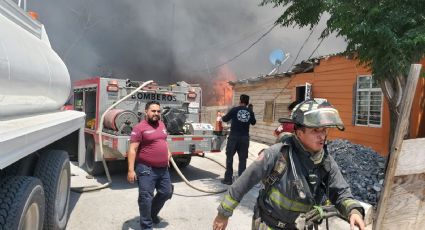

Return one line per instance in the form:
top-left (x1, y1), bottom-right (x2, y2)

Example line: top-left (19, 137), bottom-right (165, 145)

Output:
top-left (198, 65), bottom-right (236, 126)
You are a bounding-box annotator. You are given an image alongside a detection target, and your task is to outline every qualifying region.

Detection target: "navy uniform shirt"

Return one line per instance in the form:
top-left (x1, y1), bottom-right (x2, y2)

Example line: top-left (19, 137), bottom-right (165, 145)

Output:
top-left (222, 105), bottom-right (256, 137)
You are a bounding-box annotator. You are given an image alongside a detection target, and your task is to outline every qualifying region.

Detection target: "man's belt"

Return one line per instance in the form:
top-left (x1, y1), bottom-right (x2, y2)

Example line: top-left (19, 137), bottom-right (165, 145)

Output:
top-left (258, 207), bottom-right (296, 230)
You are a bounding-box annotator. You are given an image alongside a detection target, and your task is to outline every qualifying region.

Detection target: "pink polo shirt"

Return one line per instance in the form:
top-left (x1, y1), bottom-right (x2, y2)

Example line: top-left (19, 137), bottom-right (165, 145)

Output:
top-left (130, 120), bottom-right (169, 167)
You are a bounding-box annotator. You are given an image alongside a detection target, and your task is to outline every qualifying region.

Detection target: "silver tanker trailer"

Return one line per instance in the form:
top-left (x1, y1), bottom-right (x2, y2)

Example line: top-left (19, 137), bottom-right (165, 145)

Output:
top-left (0, 1), bottom-right (85, 229)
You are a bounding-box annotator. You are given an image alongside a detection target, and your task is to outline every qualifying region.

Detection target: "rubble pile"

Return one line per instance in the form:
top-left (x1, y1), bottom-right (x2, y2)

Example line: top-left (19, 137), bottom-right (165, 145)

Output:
top-left (327, 139), bottom-right (386, 206)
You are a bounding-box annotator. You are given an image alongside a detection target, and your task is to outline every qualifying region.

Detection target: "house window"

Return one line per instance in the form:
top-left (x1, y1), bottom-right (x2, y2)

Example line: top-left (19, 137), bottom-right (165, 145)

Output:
top-left (264, 101), bottom-right (274, 122)
top-left (355, 75), bottom-right (383, 126)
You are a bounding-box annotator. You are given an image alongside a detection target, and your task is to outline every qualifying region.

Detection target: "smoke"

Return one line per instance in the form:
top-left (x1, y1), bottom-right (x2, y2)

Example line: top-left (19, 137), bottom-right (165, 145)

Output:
top-left (28, 0), bottom-right (346, 83)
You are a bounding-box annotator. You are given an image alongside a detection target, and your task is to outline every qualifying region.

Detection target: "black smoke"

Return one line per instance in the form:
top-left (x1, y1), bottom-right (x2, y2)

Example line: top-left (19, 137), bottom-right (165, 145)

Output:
top-left (28, 0), bottom-right (347, 83)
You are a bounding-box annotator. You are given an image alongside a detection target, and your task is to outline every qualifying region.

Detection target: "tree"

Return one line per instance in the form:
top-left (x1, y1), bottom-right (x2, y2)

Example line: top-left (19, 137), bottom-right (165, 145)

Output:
top-left (261, 0), bottom-right (425, 149)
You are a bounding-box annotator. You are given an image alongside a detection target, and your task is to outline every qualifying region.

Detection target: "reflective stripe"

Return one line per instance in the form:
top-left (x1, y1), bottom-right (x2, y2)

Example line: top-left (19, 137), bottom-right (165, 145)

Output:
top-left (221, 194), bottom-right (239, 212)
top-left (268, 187), bottom-right (311, 212)
top-left (258, 222), bottom-right (274, 230)
top-left (342, 199), bottom-right (358, 209)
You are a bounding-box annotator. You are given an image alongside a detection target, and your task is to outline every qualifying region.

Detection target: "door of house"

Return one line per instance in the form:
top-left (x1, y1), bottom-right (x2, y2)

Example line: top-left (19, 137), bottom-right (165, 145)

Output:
top-left (296, 82), bottom-right (312, 101)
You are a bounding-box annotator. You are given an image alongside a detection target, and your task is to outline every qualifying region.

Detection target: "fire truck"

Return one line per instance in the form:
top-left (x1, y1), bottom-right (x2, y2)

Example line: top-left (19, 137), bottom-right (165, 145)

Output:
top-left (73, 77), bottom-right (227, 175)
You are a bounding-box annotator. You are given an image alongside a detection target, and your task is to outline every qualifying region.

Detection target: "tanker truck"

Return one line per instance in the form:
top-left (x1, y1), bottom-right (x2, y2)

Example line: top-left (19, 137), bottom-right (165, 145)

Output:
top-left (0, 1), bottom-right (85, 229)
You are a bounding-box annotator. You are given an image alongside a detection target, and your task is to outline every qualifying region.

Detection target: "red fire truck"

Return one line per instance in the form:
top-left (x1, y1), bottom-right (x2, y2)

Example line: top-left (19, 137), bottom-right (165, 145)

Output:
top-left (73, 77), bottom-right (227, 175)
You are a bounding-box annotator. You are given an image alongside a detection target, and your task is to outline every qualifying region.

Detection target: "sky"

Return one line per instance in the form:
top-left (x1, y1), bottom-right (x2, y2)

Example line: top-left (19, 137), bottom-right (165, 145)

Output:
top-left (28, 0), bottom-right (347, 83)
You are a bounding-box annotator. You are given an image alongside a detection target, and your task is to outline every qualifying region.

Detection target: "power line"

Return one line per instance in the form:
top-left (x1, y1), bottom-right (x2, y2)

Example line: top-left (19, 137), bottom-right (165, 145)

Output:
top-left (308, 37), bottom-right (325, 59)
top-left (286, 24), bottom-right (318, 72)
top-left (176, 18), bottom-right (276, 57)
top-left (191, 23), bottom-right (278, 74)
top-left (271, 26), bottom-right (325, 103)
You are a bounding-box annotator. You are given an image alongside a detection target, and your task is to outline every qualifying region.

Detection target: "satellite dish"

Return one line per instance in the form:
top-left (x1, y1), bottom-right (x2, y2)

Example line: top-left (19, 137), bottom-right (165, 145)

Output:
top-left (269, 49), bottom-right (285, 66)
top-left (268, 49), bottom-right (290, 75)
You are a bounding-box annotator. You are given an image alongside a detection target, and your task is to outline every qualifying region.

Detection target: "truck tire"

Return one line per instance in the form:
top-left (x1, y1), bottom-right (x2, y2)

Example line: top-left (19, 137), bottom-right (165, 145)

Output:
top-left (34, 150), bottom-right (70, 230)
top-left (85, 138), bottom-right (104, 176)
top-left (173, 155), bottom-right (191, 168)
top-left (0, 176), bottom-right (45, 230)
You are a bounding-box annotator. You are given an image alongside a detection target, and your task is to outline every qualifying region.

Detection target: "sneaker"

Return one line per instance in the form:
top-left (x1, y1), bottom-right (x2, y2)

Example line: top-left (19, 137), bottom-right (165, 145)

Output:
top-left (152, 216), bottom-right (161, 225)
top-left (221, 179), bottom-right (232, 185)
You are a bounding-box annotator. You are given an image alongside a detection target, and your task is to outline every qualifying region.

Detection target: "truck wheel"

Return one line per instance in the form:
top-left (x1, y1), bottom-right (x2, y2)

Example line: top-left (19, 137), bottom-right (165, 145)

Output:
top-left (34, 150), bottom-right (70, 230)
top-left (174, 155), bottom-right (191, 168)
top-left (0, 176), bottom-right (45, 230)
top-left (85, 138), bottom-right (104, 176)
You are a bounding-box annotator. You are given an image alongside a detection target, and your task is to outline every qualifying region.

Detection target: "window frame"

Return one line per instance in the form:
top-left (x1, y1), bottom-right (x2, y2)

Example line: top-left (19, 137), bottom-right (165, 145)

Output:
top-left (263, 100), bottom-right (274, 122)
top-left (355, 75), bottom-right (383, 127)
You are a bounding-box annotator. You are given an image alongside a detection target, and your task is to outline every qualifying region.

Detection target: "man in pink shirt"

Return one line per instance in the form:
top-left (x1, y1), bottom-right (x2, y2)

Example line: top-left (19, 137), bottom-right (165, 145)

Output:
top-left (127, 101), bottom-right (172, 230)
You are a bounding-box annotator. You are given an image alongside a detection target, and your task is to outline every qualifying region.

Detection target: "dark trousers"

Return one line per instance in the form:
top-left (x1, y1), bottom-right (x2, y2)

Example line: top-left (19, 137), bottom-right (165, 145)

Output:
top-left (136, 163), bottom-right (172, 230)
top-left (224, 135), bottom-right (250, 181)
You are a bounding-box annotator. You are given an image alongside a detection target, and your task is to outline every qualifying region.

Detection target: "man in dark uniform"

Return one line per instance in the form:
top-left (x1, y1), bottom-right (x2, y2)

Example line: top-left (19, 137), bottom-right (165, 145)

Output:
top-left (213, 99), bottom-right (365, 230)
top-left (221, 94), bottom-right (256, 185)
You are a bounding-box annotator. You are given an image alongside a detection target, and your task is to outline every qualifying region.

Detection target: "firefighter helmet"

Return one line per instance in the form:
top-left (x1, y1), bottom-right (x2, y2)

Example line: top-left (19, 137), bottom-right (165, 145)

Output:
top-left (278, 99), bottom-right (345, 131)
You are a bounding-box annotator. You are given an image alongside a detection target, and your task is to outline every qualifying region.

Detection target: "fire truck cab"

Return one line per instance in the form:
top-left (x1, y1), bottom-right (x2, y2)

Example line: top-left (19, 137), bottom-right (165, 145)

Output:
top-left (73, 77), bottom-right (227, 175)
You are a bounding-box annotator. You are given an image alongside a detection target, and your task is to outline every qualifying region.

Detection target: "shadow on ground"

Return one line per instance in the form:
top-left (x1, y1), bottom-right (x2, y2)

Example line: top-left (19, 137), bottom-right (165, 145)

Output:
top-left (169, 164), bottom-right (221, 182)
top-left (68, 187), bottom-right (81, 218)
top-left (75, 158), bottom-right (223, 191)
top-left (68, 156), bottom-right (225, 215)
top-left (122, 216), bottom-right (169, 230)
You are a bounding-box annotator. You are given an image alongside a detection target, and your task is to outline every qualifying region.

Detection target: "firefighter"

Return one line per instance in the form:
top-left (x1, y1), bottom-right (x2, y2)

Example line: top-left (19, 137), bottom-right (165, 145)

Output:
top-left (273, 101), bottom-right (298, 143)
top-left (216, 111), bottom-right (224, 132)
top-left (221, 94), bottom-right (256, 185)
top-left (213, 99), bottom-right (366, 230)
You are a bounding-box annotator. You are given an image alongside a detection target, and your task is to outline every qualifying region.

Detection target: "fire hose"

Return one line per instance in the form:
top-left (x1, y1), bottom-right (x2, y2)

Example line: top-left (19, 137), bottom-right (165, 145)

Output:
top-left (170, 154), bottom-right (227, 194)
top-left (72, 80), bottom-right (228, 194)
top-left (71, 80), bottom-right (154, 193)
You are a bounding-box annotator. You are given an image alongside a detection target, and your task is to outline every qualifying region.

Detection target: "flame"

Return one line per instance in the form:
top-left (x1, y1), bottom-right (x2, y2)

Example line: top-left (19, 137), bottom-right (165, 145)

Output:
top-left (185, 65), bottom-right (236, 106)
top-left (204, 65), bottom-right (236, 106)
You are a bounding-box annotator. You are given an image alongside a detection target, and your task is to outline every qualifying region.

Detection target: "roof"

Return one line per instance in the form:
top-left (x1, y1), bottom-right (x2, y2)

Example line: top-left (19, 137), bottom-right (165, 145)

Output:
top-left (229, 55), bottom-right (337, 86)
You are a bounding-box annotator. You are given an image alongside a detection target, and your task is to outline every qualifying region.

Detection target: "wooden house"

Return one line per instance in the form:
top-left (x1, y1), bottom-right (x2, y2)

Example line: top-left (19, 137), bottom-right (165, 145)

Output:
top-left (229, 55), bottom-right (425, 155)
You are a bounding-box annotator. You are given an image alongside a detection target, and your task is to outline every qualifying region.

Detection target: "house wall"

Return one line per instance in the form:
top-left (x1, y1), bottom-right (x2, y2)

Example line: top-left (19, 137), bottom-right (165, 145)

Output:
top-left (232, 56), bottom-right (425, 156)
top-left (286, 56), bottom-right (391, 155)
top-left (231, 76), bottom-right (293, 144)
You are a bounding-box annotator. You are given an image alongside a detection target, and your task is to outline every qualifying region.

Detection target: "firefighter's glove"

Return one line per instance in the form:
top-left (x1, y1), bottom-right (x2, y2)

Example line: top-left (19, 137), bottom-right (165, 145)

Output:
top-left (305, 205), bottom-right (342, 227)
top-left (304, 205), bottom-right (325, 226)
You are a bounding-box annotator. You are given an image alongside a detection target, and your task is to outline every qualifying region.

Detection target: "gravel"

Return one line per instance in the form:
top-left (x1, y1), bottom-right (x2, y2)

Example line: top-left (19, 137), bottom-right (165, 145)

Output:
top-left (327, 139), bottom-right (386, 206)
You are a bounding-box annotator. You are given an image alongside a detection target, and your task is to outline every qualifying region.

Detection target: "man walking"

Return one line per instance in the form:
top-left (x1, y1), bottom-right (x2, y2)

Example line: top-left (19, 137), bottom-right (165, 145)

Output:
top-left (213, 99), bottom-right (365, 230)
top-left (127, 101), bottom-right (173, 230)
top-left (221, 94), bottom-right (256, 185)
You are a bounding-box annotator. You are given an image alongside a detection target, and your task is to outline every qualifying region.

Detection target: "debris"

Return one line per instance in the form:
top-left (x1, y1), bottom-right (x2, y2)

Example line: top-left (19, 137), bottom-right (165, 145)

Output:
top-left (328, 139), bottom-right (386, 206)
